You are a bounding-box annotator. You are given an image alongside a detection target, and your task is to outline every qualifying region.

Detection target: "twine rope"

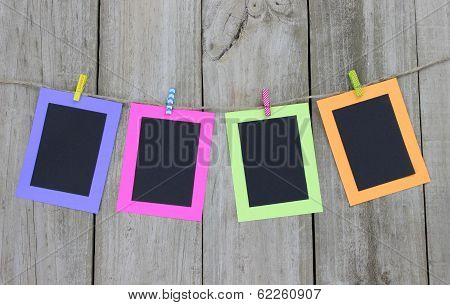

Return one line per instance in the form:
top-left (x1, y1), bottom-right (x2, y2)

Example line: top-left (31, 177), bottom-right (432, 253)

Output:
top-left (0, 54), bottom-right (448, 112)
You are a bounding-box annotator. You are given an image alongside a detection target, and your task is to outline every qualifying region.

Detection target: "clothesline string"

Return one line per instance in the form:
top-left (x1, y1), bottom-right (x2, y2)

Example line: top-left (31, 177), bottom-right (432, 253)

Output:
top-left (0, 54), bottom-right (448, 112)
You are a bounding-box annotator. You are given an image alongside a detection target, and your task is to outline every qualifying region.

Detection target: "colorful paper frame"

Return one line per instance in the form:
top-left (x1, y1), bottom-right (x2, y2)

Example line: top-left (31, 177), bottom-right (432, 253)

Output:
top-left (16, 88), bottom-right (122, 213)
top-left (317, 78), bottom-right (430, 206)
top-left (225, 103), bottom-right (322, 222)
top-left (116, 103), bottom-right (214, 221)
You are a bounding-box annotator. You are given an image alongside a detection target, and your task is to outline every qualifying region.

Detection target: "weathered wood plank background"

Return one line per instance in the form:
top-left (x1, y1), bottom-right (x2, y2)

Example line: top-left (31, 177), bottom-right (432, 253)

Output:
top-left (0, 0), bottom-right (448, 284)
top-left (310, 0), bottom-right (427, 284)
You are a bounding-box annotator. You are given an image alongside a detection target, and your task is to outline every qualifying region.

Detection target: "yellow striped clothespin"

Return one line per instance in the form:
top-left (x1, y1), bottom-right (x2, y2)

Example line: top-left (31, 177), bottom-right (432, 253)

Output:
top-left (73, 74), bottom-right (88, 101)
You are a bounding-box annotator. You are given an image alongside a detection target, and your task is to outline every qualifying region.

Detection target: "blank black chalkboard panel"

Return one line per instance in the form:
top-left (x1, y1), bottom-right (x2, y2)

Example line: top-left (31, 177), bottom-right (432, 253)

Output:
top-left (132, 118), bottom-right (200, 206)
top-left (30, 103), bottom-right (106, 196)
top-left (332, 94), bottom-right (415, 191)
top-left (238, 116), bottom-right (308, 207)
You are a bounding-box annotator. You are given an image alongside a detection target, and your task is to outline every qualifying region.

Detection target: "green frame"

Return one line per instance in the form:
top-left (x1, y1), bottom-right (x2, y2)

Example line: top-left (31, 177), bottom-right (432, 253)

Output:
top-left (225, 103), bottom-right (322, 222)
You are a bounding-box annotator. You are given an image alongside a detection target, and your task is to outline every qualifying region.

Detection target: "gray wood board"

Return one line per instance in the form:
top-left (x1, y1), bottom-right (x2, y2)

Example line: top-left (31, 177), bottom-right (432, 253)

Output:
top-left (0, 0), bottom-right (98, 284)
top-left (309, 0), bottom-right (428, 284)
top-left (416, 0), bottom-right (450, 285)
top-left (202, 0), bottom-right (314, 284)
top-left (0, 0), bottom-right (449, 285)
top-left (93, 0), bottom-right (203, 284)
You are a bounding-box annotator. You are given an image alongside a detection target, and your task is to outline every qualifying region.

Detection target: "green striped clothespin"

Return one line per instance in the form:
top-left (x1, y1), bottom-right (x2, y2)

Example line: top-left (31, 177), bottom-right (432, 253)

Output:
top-left (348, 69), bottom-right (363, 97)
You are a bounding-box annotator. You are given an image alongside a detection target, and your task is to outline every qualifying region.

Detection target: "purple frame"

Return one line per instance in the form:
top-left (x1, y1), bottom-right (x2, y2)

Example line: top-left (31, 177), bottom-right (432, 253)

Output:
top-left (16, 88), bottom-right (122, 213)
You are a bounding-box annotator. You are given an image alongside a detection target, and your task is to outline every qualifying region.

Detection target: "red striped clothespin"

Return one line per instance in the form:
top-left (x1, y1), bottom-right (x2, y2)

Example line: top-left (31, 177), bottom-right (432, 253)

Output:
top-left (262, 88), bottom-right (271, 117)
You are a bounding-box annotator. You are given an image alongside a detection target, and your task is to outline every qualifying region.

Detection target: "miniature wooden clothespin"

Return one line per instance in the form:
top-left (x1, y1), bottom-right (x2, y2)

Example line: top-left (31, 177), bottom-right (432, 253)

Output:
top-left (166, 88), bottom-right (176, 115)
top-left (73, 74), bottom-right (88, 101)
top-left (348, 70), bottom-right (363, 97)
top-left (262, 88), bottom-right (271, 117)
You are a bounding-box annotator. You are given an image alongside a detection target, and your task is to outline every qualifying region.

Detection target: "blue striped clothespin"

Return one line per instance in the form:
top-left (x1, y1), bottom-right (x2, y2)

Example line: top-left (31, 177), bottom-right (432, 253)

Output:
top-left (166, 88), bottom-right (176, 115)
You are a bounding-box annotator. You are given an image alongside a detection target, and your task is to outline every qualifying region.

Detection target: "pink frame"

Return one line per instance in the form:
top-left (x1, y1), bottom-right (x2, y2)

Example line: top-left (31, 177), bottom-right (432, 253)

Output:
top-left (116, 103), bottom-right (214, 221)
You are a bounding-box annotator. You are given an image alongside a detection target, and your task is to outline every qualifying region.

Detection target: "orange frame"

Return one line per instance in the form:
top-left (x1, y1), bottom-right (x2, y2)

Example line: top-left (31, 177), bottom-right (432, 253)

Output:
top-left (317, 78), bottom-right (430, 206)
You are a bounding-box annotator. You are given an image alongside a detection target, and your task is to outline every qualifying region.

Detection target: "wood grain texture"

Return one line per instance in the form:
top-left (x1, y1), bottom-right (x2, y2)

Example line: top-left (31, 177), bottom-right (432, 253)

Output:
top-left (94, 0), bottom-right (203, 284)
top-left (202, 0), bottom-right (314, 284)
top-left (416, 0), bottom-right (450, 285)
top-left (0, 0), bottom-right (448, 285)
top-left (0, 0), bottom-right (97, 284)
top-left (310, 0), bottom-right (428, 284)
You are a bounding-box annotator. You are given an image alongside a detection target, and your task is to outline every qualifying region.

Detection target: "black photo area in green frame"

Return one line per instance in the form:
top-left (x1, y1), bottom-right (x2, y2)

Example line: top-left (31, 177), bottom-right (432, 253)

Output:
top-left (238, 116), bottom-right (308, 207)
